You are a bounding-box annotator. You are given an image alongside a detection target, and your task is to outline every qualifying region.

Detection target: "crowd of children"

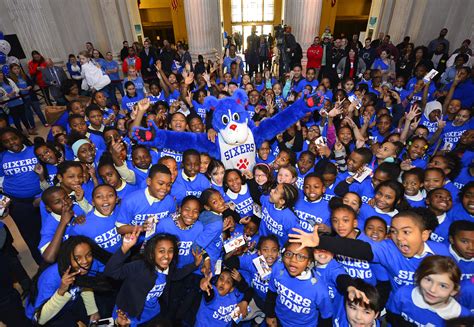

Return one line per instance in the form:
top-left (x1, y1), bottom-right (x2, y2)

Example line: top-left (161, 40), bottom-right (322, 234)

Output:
top-left (0, 32), bottom-right (473, 327)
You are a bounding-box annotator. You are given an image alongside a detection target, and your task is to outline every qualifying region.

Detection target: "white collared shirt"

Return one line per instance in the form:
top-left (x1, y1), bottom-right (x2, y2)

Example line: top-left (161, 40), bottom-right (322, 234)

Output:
top-left (145, 187), bottom-right (161, 205)
top-left (449, 245), bottom-right (473, 263)
top-left (225, 183), bottom-right (248, 200)
top-left (413, 242), bottom-right (435, 259)
top-left (181, 170), bottom-right (197, 182)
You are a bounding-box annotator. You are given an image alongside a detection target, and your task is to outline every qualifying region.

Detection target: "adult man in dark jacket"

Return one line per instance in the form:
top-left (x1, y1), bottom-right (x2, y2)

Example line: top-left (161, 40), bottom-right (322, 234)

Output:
top-left (120, 41), bottom-right (129, 62)
top-left (139, 39), bottom-right (158, 80)
top-left (159, 40), bottom-right (177, 75)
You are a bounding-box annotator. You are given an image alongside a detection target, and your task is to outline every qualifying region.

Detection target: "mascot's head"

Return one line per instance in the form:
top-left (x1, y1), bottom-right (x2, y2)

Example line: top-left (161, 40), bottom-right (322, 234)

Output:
top-left (204, 89), bottom-right (251, 145)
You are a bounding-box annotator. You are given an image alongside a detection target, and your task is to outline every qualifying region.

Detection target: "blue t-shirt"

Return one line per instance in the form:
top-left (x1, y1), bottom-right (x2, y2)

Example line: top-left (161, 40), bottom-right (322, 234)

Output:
top-left (224, 184), bottom-right (254, 218)
top-left (123, 77), bottom-right (145, 98)
top-left (313, 259), bottom-right (346, 302)
top-left (195, 285), bottom-right (244, 327)
top-left (441, 119), bottom-right (474, 151)
top-left (294, 196), bottom-right (330, 232)
top-left (359, 204), bottom-right (397, 227)
top-left (121, 93), bottom-right (143, 112)
top-left (70, 210), bottom-right (122, 253)
top-left (148, 92), bottom-right (166, 105)
top-left (38, 212), bottom-right (73, 253)
top-left (349, 179), bottom-right (375, 204)
top-left (238, 253), bottom-right (270, 302)
top-left (172, 170), bottom-right (210, 205)
top-left (116, 188), bottom-right (176, 227)
top-left (195, 211), bottom-right (224, 267)
top-left (102, 60), bottom-right (120, 81)
top-left (0, 146), bottom-right (41, 198)
top-left (258, 195), bottom-right (299, 247)
top-left (387, 285), bottom-right (471, 325)
top-left (370, 240), bottom-right (450, 291)
top-left (429, 213), bottom-right (453, 244)
top-left (155, 216), bottom-right (204, 269)
top-left (268, 261), bottom-right (333, 327)
top-left (335, 232), bottom-right (387, 286)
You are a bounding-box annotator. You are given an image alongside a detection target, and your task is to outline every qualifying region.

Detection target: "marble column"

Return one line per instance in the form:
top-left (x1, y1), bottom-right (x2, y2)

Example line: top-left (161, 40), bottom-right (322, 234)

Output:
top-left (284, 0), bottom-right (323, 69)
top-left (99, 0), bottom-right (128, 57)
top-left (183, 0), bottom-right (222, 62)
top-left (4, 0), bottom-right (67, 62)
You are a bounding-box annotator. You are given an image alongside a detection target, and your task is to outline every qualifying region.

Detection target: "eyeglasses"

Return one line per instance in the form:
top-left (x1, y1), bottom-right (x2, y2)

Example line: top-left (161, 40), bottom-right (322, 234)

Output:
top-left (283, 251), bottom-right (309, 262)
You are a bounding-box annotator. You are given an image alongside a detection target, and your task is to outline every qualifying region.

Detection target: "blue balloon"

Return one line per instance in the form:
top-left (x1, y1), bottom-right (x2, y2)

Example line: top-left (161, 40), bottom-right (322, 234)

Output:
top-left (2, 65), bottom-right (9, 76)
top-left (0, 53), bottom-right (5, 65)
top-left (0, 31), bottom-right (3, 40)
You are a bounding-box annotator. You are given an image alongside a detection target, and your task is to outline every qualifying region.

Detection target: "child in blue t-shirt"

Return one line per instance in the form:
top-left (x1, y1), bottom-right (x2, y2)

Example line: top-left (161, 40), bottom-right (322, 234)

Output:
top-left (198, 188), bottom-right (235, 261)
top-left (313, 248), bottom-right (346, 304)
top-left (26, 236), bottom-right (105, 325)
top-left (38, 186), bottom-right (78, 263)
top-left (115, 164), bottom-right (176, 241)
top-left (289, 209), bottom-right (451, 293)
top-left (224, 169), bottom-right (254, 221)
top-left (331, 205), bottom-right (390, 289)
top-left (334, 278), bottom-right (382, 327)
top-left (121, 81), bottom-right (143, 112)
top-left (225, 235), bottom-right (280, 324)
top-left (70, 185), bottom-right (121, 253)
top-left (153, 196), bottom-right (204, 325)
top-left (172, 149), bottom-right (211, 204)
top-left (401, 168), bottom-right (426, 207)
top-left (97, 158), bottom-right (137, 202)
top-left (195, 269), bottom-right (252, 327)
top-left (206, 159), bottom-right (226, 198)
top-left (387, 255), bottom-right (471, 326)
top-left (294, 173), bottom-right (331, 233)
top-left (295, 151), bottom-right (315, 190)
top-left (448, 220), bottom-right (474, 311)
top-left (400, 136), bottom-right (429, 170)
top-left (451, 182), bottom-right (474, 221)
top-left (359, 181), bottom-right (405, 227)
top-left (264, 241), bottom-right (333, 327)
top-left (259, 183), bottom-right (300, 247)
top-left (426, 188), bottom-right (454, 244)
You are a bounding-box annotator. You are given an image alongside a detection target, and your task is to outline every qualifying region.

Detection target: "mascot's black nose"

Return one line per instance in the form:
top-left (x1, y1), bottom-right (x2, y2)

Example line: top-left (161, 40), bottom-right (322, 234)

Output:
top-left (229, 124), bottom-right (237, 131)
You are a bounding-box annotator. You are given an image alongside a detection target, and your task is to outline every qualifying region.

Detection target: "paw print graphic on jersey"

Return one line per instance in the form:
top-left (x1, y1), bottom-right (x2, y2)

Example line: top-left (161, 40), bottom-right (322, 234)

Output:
top-left (237, 158), bottom-right (249, 170)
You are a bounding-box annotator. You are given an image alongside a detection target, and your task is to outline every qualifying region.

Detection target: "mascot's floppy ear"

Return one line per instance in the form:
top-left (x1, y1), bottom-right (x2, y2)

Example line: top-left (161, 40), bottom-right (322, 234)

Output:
top-left (204, 96), bottom-right (219, 111)
top-left (231, 89), bottom-right (249, 106)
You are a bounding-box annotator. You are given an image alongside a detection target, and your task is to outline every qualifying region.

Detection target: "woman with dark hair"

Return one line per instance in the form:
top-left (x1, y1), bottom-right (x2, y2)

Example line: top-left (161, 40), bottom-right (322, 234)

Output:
top-left (28, 50), bottom-right (51, 104)
top-left (26, 236), bottom-right (111, 326)
top-left (396, 42), bottom-right (415, 80)
top-left (371, 49), bottom-right (396, 79)
top-left (336, 47), bottom-right (366, 81)
top-left (410, 46), bottom-right (433, 77)
top-left (104, 230), bottom-right (202, 325)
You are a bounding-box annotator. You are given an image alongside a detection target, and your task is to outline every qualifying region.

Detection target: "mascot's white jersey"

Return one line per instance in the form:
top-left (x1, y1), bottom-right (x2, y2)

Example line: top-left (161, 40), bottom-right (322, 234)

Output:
top-left (218, 127), bottom-right (256, 171)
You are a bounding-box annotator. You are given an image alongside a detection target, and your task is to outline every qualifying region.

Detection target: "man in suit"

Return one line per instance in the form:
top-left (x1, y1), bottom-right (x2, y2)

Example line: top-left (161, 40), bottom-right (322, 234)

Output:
top-left (139, 39), bottom-right (158, 80)
top-left (177, 43), bottom-right (192, 71)
top-left (42, 58), bottom-right (68, 105)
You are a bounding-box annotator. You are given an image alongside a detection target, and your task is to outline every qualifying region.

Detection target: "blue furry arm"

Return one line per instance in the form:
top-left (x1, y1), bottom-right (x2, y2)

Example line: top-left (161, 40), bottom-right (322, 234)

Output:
top-left (132, 122), bottom-right (221, 158)
top-left (253, 98), bottom-right (311, 147)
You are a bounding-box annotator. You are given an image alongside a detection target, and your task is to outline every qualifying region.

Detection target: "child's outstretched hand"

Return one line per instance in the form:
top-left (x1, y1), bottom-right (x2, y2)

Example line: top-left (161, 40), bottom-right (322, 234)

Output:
top-left (192, 247), bottom-right (204, 267)
top-left (121, 225), bottom-right (140, 254)
top-left (236, 300), bottom-right (249, 319)
top-left (137, 98), bottom-right (151, 113)
top-left (347, 286), bottom-right (370, 304)
top-left (288, 226), bottom-right (320, 250)
top-left (200, 273), bottom-right (213, 296)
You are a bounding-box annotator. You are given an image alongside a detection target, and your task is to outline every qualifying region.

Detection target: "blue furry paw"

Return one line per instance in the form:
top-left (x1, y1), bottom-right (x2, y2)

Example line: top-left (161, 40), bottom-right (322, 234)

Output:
top-left (132, 121), bottom-right (157, 143)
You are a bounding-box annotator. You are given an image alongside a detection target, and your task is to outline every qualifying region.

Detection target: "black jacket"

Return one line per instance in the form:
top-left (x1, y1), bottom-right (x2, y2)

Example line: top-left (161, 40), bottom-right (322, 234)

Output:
top-left (104, 247), bottom-right (197, 319)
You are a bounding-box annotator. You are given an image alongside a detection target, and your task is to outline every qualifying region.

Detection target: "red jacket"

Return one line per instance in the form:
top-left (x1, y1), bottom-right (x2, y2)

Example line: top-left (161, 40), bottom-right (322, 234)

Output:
top-left (122, 55), bottom-right (142, 73)
top-left (28, 60), bottom-right (48, 88)
top-left (307, 44), bottom-right (323, 69)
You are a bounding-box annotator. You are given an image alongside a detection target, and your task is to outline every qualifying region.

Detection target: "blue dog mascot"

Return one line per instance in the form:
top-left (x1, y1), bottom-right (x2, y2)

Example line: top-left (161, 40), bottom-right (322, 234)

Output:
top-left (132, 89), bottom-right (324, 171)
